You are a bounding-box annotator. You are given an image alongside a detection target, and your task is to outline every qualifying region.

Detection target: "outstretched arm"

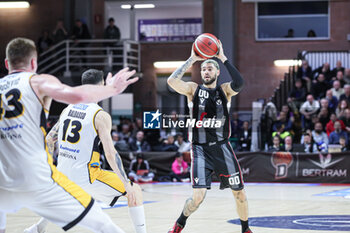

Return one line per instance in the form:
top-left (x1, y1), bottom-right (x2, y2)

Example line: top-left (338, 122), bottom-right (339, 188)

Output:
top-left (31, 67), bottom-right (139, 106)
top-left (216, 41), bottom-right (244, 98)
top-left (167, 45), bottom-right (201, 97)
top-left (95, 110), bottom-right (136, 204)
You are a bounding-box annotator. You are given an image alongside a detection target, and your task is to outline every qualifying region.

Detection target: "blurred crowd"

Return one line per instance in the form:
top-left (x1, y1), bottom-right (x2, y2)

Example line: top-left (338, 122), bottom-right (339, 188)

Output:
top-left (262, 60), bottom-right (350, 153)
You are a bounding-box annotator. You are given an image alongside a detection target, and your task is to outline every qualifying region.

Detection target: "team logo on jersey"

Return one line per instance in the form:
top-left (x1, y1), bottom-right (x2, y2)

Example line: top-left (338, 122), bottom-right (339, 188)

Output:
top-left (198, 89), bottom-right (209, 99)
top-left (200, 98), bottom-right (205, 104)
top-left (271, 152), bottom-right (293, 179)
top-left (216, 99), bottom-right (222, 105)
top-left (143, 110), bottom-right (162, 129)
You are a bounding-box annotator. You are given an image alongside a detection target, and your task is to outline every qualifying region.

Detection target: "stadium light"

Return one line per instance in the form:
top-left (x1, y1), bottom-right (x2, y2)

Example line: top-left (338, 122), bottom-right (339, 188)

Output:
top-left (0, 1), bottom-right (30, 8)
top-left (121, 4), bottom-right (155, 9)
top-left (274, 59), bottom-right (302, 67)
top-left (134, 4), bottom-right (155, 9)
top-left (154, 61), bottom-right (186, 69)
top-left (121, 4), bottom-right (131, 9)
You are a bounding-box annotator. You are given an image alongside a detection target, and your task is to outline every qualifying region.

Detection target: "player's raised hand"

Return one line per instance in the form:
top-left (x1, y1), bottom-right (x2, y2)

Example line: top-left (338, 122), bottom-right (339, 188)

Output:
top-left (107, 67), bottom-right (139, 95)
top-left (215, 40), bottom-right (228, 63)
top-left (190, 43), bottom-right (204, 62)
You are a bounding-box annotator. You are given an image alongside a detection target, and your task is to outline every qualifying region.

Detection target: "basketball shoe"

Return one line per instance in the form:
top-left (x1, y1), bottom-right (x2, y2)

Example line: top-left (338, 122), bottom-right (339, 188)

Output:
top-left (243, 228), bottom-right (253, 233)
top-left (167, 222), bottom-right (184, 233)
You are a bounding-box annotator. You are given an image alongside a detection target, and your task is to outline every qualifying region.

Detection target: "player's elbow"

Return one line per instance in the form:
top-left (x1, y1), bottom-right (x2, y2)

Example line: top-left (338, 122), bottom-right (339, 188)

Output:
top-left (167, 77), bottom-right (175, 87)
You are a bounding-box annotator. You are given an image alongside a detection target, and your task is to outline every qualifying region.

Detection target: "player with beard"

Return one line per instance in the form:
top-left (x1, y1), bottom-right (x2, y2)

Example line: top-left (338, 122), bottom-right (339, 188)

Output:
top-left (167, 41), bottom-right (252, 233)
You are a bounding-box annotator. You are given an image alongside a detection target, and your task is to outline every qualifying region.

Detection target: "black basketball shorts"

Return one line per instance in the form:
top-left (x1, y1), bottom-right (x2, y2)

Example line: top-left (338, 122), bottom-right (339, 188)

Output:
top-left (190, 140), bottom-right (244, 191)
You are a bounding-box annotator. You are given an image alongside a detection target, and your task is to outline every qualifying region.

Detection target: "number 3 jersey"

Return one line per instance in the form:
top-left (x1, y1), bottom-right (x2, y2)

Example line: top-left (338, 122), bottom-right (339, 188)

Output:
top-left (57, 103), bottom-right (102, 187)
top-left (0, 72), bottom-right (50, 191)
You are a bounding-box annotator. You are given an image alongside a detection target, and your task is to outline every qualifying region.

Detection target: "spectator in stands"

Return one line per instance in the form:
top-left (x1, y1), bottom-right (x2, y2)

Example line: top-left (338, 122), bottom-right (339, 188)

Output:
top-left (230, 112), bottom-right (243, 138)
top-left (331, 60), bottom-right (345, 77)
top-left (312, 122), bottom-right (329, 152)
top-left (71, 19), bottom-right (91, 64)
top-left (273, 111), bottom-right (293, 133)
top-left (281, 104), bottom-right (295, 123)
top-left (331, 80), bottom-right (344, 100)
top-left (72, 19), bottom-right (91, 40)
top-left (285, 28), bottom-right (294, 38)
top-left (52, 19), bottom-right (68, 44)
top-left (326, 113), bottom-right (346, 136)
top-left (297, 60), bottom-right (313, 91)
top-left (339, 136), bottom-right (349, 151)
top-left (335, 71), bottom-right (346, 87)
top-left (119, 123), bottom-right (132, 143)
top-left (340, 109), bottom-right (350, 134)
top-left (175, 133), bottom-right (191, 153)
top-left (282, 136), bottom-right (303, 152)
top-left (288, 79), bottom-right (307, 113)
top-left (170, 152), bottom-right (190, 182)
top-left (313, 62), bottom-right (332, 83)
top-left (319, 98), bottom-right (332, 113)
top-left (307, 30), bottom-right (316, 37)
top-left (131, 117), bottom-right (143, 138)
top-left (329, 121), bottom-right (348, 145)
top-left (318, 107), bottom-right (330, 129)
top-left (325, 89), bottom-right (338, 113)
top-left (128, 153), bottom-right (154, 182)
top-left (268, 136), bottom-right (282, 152)
top-left (112, 131), bottom-right (130, 151)
top-left (300, 94), bottom-right (320, 130)
top-left (301, 133), bottom-right (318, 153)
top-left (339, 84), bottom-right (350, 103)
top-left (37, 30), bottom-right (53, 53)
top-left (104, 17), bottom-right (121, 43)
top-left (312, 74), bottom-right (329, 100)
top-left (336, 99), bottom-right (349, 119)
top-left (238, 121), bottom-right (252, 151)
top-left (344, 68), bottom-right (350, 84)
top-left (159, 134), bottom-right (179, 152)
top-left (129, 130), bottom-right (151, 152)
top-left (272, 123), bottom-right (291, 141)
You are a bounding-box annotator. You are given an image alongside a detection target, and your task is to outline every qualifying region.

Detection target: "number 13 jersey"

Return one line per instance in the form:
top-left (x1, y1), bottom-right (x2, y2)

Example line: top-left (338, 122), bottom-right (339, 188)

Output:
top-left (0, 72), bottom-right (50, 191)
top-left (57, 103), bottom-right (102, 187)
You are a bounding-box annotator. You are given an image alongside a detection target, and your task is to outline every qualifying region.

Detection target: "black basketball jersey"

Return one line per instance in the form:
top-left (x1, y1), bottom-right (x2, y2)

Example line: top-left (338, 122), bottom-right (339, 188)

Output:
top-left (189, 85), bottom-right (230, 144)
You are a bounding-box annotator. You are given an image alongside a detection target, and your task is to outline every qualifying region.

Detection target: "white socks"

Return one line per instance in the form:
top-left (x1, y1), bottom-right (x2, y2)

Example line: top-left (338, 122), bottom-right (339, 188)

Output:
top-left (37, 218), bottom-right (49, 233)
top-left (0, 211), bottom-right (5, 231)
top-left (128, 206), bottom-right (147, 233)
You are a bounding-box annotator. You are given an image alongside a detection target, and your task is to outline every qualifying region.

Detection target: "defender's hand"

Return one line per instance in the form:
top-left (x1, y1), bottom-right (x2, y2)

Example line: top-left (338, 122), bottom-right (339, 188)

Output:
top-left (106, 68), bottom-right (139, 95)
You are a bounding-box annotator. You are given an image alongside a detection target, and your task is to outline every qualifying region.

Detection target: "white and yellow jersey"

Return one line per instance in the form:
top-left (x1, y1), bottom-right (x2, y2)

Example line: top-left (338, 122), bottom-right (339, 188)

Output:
top-left (0, 72), bottom-right (51, 191)
top-left (57, 103), bottom-right (102, 187)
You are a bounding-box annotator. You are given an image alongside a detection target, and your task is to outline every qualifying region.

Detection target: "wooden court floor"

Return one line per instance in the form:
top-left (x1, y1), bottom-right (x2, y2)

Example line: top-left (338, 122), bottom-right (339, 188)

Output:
top-left (5, 182), bottom-right (350, 233)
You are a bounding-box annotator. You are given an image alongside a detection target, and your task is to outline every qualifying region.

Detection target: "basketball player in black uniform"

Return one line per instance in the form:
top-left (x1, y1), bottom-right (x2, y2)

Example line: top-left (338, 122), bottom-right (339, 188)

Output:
top-left (167, 41), bottom-right (252, 233)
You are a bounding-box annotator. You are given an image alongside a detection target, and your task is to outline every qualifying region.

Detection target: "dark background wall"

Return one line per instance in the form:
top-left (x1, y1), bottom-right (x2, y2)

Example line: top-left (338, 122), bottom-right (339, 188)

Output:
top-left (236, 0), bottom-right (350, 109)
top-left (0, 0), bottom-right (64, 73)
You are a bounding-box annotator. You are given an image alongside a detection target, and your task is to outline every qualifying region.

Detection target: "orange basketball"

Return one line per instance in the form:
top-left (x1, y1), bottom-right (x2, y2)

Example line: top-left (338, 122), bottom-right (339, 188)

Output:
top-left (193, 33), bottom-right (220, 59)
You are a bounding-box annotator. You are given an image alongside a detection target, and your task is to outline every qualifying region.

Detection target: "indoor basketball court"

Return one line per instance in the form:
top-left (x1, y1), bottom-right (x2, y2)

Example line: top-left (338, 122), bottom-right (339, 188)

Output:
top-left (5, 182), bottom-right (350, 232)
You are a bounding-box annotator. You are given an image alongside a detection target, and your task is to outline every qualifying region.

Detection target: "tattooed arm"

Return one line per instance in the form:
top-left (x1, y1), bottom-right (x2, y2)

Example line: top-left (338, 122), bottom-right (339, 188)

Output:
top-left (46, 121), bottom-right (60, 156)
top-left (167, 45), bottom-right (202, 98)
top-left (95, 110), bottom-right (136, 203)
